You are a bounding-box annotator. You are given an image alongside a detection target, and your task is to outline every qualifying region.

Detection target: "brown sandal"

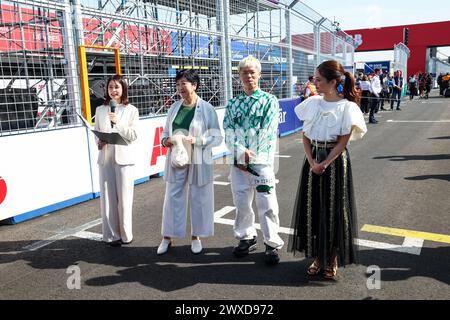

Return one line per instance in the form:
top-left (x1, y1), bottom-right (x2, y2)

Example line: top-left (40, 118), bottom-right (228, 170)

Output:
top-left (323, 257), bottom-right (338, 280)
top-left (307, 259), bottom-right (321, 276)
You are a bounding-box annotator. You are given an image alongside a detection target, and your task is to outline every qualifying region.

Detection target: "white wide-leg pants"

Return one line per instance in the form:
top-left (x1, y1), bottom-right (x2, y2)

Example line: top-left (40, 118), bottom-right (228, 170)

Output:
top-left (161, 166), bottom-right (214, 238)
top-left (230, 165), bottom-right (284, 249)
top-left (99, 145), bottom-right (134, 243)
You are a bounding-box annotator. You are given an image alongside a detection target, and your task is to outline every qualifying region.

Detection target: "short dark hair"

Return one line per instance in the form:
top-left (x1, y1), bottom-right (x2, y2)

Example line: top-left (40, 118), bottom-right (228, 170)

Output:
top-left (175, 69), bottom-right (200, 91)
top-left (308, 75), bottom-right (314, 81)
top-left (374, 68), bottom-right (381, 73)
top-left (104, 74), bottom-right (129, 105)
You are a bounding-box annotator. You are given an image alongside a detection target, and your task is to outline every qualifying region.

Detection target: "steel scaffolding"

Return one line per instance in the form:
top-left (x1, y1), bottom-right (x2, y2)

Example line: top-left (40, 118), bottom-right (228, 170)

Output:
top-left (0, 0), bottom-right (355, 135)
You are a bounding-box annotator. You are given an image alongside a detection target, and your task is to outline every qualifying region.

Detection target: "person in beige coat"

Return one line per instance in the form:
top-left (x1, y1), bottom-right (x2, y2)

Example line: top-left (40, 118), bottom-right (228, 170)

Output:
top-left (94, 74), bottom-right (139, 247)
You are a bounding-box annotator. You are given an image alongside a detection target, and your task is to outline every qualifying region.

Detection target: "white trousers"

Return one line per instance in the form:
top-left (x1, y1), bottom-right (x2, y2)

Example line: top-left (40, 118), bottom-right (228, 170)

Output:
top-left (230, 165), bottom-right (284, 249)
top-left (161, 166), bottom-right (214, 238)
top-left (99, 145), bottom-right (134, 243)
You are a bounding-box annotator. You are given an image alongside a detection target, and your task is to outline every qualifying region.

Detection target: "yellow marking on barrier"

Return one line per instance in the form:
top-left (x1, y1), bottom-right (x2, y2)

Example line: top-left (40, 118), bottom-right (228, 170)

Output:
top-left (78, 45), bottom-right (121, 124)
top-left (114, 49), bottom-right (122, 75)
top-left (78, 46), bottom-right (91, 124)
top-left (361, 224), bottom-right (450, 244)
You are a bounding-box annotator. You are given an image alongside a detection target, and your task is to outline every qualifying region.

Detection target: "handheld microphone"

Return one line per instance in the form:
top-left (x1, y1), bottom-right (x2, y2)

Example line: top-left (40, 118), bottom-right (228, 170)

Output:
top-left (109, 100), bottom-right (117, 128)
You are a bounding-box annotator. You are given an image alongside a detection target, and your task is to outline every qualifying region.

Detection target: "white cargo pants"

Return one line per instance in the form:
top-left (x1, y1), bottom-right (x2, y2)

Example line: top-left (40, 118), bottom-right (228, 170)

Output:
top-left (230, 165), bottom-right (284, 249)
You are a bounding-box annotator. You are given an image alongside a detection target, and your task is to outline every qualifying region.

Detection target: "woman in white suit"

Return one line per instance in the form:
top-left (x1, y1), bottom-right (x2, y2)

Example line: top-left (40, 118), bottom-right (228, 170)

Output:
top-left (94, 74), bottom-right (139, 247)
top-left (157, 69), bottom-right (223, 255)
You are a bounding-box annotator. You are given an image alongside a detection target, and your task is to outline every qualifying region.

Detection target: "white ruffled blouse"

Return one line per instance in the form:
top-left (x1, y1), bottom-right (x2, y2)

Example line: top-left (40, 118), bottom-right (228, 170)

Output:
top-left (294, 96), bottom-right (367, 142)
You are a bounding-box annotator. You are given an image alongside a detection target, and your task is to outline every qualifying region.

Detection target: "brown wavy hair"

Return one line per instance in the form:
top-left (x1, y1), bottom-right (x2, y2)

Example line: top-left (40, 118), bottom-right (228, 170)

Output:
top-left (317, 60), bottom-right (359, 104)
top-left (104, 74), bottom-right (129, 105)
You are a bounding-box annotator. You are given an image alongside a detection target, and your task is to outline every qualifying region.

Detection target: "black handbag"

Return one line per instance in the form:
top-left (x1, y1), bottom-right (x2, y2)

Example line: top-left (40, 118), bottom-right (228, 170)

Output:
top-left (316, 148), bottom-right (328, 163)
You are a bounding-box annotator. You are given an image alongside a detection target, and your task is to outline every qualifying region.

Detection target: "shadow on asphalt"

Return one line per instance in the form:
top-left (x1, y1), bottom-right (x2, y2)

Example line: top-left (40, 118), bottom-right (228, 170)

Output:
top-left (358, 247), bottom-right (450, 286)
top-left (373, 154), bottom-right (450, 161)
top-left (0, 240), bottom-right (329, 290)
top-left (0, 239), bottom-right (449, 291)
top-left (428, 136), bottom-right (450, 140)
top-left (405, 174), bottom-right (450, 182)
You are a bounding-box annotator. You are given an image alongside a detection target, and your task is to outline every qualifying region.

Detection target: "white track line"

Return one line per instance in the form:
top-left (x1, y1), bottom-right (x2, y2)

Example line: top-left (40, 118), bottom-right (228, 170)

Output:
top-left (22, 219), bottom-right (102, 251)
top-left (25, 207), bottom-right (423, 256)
top-left (214, 181), bottom-right (230, 186)
top-left (73, 230), bottom-right (103, 242)
top-left (400, 237), bottom-right (424, 255)
top-left (356, 238), bottom-right (422, 256)
top-left (212, 208), bottom-right (421, 255)
top-left (387, 120), bottom-right (450, 123)
top-left (214, 206), bottom-right (235, 219)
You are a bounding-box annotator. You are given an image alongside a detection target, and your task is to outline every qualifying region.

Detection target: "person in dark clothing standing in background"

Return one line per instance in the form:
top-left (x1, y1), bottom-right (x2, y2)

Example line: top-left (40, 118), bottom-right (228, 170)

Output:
top-left (390, 70), bottom-right (403, 110)
top-left (425, 74), bottom-right (432, 99)
top-left (437, 73), bottom-right (444, 96)
top-left (408, 75), bottom-right (417, 100)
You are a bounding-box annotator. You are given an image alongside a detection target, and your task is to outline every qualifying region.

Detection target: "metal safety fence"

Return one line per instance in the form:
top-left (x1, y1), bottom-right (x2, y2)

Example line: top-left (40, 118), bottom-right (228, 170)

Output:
top-left (428, 58), bottom-right (450, 79)
top-left (0, 0), bottom-right (355, 135)
top-left (393, 42), bottom-right (410, 97)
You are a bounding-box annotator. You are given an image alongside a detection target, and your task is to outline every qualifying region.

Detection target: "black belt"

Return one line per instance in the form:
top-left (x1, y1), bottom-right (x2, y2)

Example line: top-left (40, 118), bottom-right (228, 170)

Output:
top-left (313, 141), bottom-right (337, 148)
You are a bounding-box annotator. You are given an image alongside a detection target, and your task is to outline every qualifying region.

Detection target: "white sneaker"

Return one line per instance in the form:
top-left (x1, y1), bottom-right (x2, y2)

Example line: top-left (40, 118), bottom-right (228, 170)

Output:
top-left (191, 239), bottom-right (203, 254)
top-left (157, 238), bottom-right (171, 255)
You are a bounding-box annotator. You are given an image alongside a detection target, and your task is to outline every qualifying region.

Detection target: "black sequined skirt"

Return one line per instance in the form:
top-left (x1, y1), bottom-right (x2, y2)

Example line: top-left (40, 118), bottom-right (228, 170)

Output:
top-left (288, 143), bottom-right (359, 267)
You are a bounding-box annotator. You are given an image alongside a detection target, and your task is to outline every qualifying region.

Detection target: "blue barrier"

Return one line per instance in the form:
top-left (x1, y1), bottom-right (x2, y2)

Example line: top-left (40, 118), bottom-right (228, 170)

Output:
top-left (3, 193), bottom-right (94, 225)
top-left (278, 97), bottom-right (303, 137)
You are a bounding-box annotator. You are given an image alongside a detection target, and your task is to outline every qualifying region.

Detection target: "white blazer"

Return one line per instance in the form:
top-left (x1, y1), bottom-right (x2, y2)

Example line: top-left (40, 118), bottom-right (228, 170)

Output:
top-left (94, 103), bottom-right (139, 165)
top-left (161, 98), bottom-right (223, 186)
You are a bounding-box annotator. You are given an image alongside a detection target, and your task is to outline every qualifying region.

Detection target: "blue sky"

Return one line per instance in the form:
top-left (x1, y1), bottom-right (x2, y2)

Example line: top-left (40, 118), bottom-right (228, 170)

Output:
top-left (300, 0), bottom-right (450, 30)
top-left (300, 0), bottom-right (450, 61)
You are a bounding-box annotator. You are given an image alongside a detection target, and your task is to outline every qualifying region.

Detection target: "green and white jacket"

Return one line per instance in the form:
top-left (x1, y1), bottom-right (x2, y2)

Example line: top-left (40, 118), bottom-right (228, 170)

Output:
top-left (223, 88), bottom-right (279, 167)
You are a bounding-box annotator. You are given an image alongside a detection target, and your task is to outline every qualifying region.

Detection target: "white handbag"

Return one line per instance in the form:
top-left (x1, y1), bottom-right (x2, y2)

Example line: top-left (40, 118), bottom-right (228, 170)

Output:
top-left (170, 134), bottom-right (192, 168)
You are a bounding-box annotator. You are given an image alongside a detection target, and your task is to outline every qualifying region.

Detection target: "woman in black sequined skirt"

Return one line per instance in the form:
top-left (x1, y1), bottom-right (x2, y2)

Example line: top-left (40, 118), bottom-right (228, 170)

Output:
top-left (288, 142), bottom-right (359, 278)
top-left (288, 60), bottom-right (367, 280)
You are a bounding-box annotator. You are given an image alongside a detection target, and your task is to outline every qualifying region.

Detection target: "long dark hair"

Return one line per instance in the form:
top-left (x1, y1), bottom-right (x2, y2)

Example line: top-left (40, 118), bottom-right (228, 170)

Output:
top-left (104, 74), bottom-right (129, 105)
top-left (317, 60), bottom-right (359, 104)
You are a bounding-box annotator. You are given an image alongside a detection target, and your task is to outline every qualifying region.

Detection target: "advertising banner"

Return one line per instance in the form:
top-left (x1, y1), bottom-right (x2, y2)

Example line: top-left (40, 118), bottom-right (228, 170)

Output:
top-left (364, 61), bottom-right (391, 74)
top-left (278, 97), bottom-right (303, 137)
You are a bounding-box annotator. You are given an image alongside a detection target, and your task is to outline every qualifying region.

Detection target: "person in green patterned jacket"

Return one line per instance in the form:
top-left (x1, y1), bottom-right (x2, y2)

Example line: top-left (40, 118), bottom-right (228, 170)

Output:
top-left (223, 55), bottom-right (284, 265)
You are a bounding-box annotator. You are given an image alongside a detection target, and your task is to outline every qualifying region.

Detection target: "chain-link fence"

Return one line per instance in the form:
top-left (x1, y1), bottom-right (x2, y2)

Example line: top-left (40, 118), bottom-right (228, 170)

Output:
top-left (0, 0), bottom-right (80, 134)
top-left (0, 0), bottom-right (355, 135)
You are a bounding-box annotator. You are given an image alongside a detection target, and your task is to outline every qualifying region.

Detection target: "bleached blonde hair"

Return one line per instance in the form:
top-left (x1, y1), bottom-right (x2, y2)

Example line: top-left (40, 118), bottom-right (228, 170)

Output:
top-left (238, 55), bottom-right (261, 73)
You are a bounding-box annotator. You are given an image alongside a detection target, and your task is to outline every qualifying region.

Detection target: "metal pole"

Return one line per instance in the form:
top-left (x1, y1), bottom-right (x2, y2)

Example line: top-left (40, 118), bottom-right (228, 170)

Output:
top-left (255, 1), bottom-right (259, 59)
top-left (315, 25), bottom-right (320, 66)
top-left (286, 8), bottom-right (293, 98)
top-left (17, 4), bottom-right (30, 89)
top-left (189, 0), bottom-right (193, 62)
top-left (72, 0), bottom-right (85, 46)
top-left (43, 8), bottom-right (56, 126)
top-left (315, 17), bottom-right (326, 66)
top-left (342, 38), bottom-right (347, 65)
top-left (62, 0), bottom-right (82, 124)
top-left (136, 3), bottom-right (145, 83)
top-left (220, 0), bottom-right (232, 102)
